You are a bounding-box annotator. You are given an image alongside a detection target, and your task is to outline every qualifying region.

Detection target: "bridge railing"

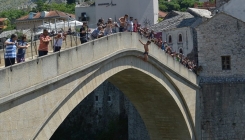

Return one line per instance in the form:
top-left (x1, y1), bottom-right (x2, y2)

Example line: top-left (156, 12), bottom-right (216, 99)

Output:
top-left (0, 32), bottom-right (197, 104)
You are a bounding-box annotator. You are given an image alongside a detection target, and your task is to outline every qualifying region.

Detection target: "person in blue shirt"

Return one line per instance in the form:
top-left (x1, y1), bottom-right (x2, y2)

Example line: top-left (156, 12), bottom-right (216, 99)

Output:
top-left (161, 41), bottom-right (168, 51)
top-left (91, 26), bottom-right (103, 40)
top-left (4, 34), bottom-right (18, 67)
top-left (17, 34), bottom-right (29, 63)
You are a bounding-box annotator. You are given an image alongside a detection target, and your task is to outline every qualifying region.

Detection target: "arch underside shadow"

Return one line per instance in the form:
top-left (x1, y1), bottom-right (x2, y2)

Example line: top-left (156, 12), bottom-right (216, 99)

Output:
top-left (109, 69), bottom-right (191, 139)
top-left (32, 54), bottom-right (196, 140)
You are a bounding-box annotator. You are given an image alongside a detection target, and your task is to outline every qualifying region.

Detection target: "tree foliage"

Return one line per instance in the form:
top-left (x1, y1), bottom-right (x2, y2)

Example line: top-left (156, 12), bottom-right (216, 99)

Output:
top-left (159, 0), bottom-right (201, 12)
top-left (31, 0), bottom-right (75, 14)
top-left (0, 9), bottom-right (28, 30)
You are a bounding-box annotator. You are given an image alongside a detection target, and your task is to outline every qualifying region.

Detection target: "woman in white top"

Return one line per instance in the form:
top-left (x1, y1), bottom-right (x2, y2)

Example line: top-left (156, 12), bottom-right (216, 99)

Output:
top-left (127, 17), bottom-right (134, 32)
top-left (53, 33), bottom-right (65, 52)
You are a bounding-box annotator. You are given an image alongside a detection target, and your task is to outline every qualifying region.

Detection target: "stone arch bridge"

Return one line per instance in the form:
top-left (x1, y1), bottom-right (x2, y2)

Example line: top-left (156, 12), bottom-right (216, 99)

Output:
top-left (0, 33), bottom-right (200, 140)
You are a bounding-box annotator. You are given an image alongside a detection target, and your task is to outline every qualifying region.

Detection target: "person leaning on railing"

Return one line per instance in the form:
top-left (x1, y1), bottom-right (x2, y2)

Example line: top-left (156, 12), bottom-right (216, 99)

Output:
top-left (4, 34), bottom-right (18, 67)
top-left (91, 26), bottom-right (103, 40)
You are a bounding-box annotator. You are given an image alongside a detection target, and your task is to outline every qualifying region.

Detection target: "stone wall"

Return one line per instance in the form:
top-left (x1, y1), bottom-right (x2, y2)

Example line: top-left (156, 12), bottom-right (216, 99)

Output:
top-left (200, 82), bottom-right (245, 140)
top-left (128, 102), bottom-right (150, 140)
top-left (216, 0), bottom-right (230, 8)
top-left (196, 13), bottom-right (245, 77)
top-left (50, 81), bottom-right (149, 140)
top-left (218, 0), bottom-right (245, 22)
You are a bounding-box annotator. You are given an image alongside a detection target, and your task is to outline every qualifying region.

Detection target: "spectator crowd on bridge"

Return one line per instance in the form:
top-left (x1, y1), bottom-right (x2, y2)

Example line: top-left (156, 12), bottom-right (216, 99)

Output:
top-left (2, 13), bottom-right (198, 74)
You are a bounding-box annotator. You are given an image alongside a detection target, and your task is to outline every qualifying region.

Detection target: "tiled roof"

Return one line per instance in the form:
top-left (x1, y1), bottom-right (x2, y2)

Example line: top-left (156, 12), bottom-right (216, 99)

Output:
top-left (149, 11), bottom-right (200, 32)
top-left (188, 8), bottom-right (212, 18)
top-left (16, 10), bottom-right (75, 21)
top-left (0, 18), bottom-right (7, 22)
top-left (158, 11), bottom-right (168, 18)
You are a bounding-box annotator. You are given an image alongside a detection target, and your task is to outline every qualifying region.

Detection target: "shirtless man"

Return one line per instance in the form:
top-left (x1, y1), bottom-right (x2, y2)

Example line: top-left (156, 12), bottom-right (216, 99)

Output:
top-left (138, 40), bottom-right (151, 62)
top-left (119, 14), bottom-right (128, 32)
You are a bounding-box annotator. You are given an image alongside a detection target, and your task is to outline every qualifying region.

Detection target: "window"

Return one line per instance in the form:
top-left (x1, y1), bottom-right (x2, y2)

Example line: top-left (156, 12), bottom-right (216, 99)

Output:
top-left (108, 96), bottom-right (111, 101)
top-left (168, 35), bottom-right (172, 43)
top-left (221, 56), bottom-right (231, 70)
top-left (178, 34), bottom-right (182, 42)
top-left (179, 48), bottom-right (183, 54)
top-left (95, 96), bottom-right (98, 101)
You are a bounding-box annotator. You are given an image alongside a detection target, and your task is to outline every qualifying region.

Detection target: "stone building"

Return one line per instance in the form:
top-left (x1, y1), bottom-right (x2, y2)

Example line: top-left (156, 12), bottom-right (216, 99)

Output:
top-left (196, 12), bottom-right (245, 140)
top-left (218, 0), bottom-right (245, 22)
top-left (149, 8), bottom-right (211, 62)
top-left (75, 0), bottom-right (158, 28)
top-left (197, 12), bottom-right (245, 78)
top-left (216, 0), bottom-right (231, 8)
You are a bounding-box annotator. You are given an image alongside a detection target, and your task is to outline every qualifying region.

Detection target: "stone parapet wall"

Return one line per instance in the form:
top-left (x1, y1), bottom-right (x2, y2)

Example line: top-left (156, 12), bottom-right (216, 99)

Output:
top-left (0, 32), bottom-right (197, 100)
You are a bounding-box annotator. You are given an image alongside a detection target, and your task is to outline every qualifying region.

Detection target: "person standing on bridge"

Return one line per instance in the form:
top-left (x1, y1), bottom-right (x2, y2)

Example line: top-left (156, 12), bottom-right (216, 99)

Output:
top-left (53, 33), bottom-right (65, 52)
top-left (119, 14), bottom-right (128, 32)
top-left (17, 34), bottom-right (29, 63)
top-left (138, 40), bottom-right (151, 62)
top-left (4, 34), bottom-right (18, 67)
top-left (80, 22), bottom-right (88, 44)
top-left (38, 29), bottom-right (51, 57)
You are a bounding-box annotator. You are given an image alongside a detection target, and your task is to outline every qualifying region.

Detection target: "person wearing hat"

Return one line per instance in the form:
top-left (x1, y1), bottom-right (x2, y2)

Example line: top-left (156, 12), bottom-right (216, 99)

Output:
top-left (53, 33), bottom-right (65, 52)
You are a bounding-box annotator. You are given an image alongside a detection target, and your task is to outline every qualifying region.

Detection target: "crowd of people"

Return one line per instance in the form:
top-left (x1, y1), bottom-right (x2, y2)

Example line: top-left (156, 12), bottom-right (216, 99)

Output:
top-left (3, 29), bottom-right (66, 67)
top-left (3, 14), bottom-right (197, 74)
top-left (79, 14), bottom-right (140, 44)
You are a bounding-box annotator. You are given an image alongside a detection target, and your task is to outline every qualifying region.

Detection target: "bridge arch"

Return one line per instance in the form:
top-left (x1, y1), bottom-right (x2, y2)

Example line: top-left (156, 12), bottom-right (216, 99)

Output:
top-left (0, 33), bottom-right (199, 140)
top-left (31, 53), bottom-right (196, 140)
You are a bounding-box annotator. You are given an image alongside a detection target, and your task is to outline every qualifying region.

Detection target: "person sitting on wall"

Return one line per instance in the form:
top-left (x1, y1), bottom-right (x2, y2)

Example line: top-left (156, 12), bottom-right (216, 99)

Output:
top-left (118, 14), bottom-right (128, 32)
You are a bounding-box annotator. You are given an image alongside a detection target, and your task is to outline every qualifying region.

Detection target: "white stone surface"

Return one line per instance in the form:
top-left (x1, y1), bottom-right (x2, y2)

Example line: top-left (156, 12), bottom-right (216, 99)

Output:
top-left (0, 33), bottom-right (199, 140)
top-left (75, 0), bottom-right (159, 28)
top-left (162, 27), bottom-right (194, 55)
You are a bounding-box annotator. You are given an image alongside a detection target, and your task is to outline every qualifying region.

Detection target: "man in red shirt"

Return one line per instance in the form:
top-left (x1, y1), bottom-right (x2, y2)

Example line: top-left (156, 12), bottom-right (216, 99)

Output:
top-left (38, 29), bottom-right (51, 57)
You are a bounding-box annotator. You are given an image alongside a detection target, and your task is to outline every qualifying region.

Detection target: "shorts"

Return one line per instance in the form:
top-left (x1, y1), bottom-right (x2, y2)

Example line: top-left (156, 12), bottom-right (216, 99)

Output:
top-left (143, 52), bottom-right (149, 55)
top-left (17, 57), bottom-right (25, 63)
top-left (54, 46), bottom-right (61, 52)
